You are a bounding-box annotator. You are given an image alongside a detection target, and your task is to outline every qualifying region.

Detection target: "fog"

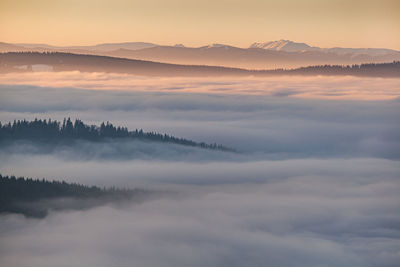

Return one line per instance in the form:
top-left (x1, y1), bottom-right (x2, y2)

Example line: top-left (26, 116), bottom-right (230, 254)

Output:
top-left (1, 72), bottom-right (400, 100)
top-left (0, 139), bottom-right (240, 162)
top-left (0, 77), bottom-right (399, 266)
top-left (0, 154), bottom-right (398, 188)
top-left (0, 84), bottom-right (399, 158)
top-left (1, 159), bottom-right (399, 266)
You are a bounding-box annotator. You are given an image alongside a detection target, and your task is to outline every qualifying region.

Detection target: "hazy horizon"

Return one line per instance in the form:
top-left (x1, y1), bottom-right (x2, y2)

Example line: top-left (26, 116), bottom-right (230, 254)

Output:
top-left (4, 39), bottom-right (399, 51)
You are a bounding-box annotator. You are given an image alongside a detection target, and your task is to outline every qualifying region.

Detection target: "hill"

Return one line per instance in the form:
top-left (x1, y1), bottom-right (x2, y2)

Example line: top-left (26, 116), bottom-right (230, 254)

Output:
top-left (0, 174), bottom-right (148, 218)
top-left (0, 52), bottom-right (399, 77)
top-left (0, 118), bottom-right (234, 152)
top-left (0, 51), bottom-right (251, 76)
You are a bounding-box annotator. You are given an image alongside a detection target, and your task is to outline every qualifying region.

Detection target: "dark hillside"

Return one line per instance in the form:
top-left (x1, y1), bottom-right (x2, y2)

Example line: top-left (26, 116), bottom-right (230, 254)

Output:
top-left (0, 118), bottom-right (234, 152)
top-left (0, 52), bottom-right (399, 77)
top-left (0, 174), bottom-right (148, 218)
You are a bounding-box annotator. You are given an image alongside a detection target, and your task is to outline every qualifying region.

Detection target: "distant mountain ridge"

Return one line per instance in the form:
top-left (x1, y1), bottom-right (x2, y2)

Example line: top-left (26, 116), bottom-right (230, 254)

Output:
top-left (14, 42), bottom-right (158, 52)
top-left (0, 52), bottom-right (399, 78)
top-left (1, 51), bottom-right (399, 78)
top-left (1, 40), bottom-right (399, 69)
top-left (250, 40), bottom-right (319, 52)
top-left (250, 39), bottom-right (398, 56)
top-left (6, 40), bottom-right (399, 54)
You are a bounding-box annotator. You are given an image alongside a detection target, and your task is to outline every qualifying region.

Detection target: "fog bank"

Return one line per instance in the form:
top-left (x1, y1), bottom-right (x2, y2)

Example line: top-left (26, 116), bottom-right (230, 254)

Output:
top-left (1, 159), bottom-right (399, 267)
top-left (1, 84), bottom-right (399, 158)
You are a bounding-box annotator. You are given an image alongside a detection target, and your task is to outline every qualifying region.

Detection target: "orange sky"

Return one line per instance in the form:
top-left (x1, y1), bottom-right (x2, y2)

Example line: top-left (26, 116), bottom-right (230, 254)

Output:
top-left (1, 0), bottom-right (399, 49)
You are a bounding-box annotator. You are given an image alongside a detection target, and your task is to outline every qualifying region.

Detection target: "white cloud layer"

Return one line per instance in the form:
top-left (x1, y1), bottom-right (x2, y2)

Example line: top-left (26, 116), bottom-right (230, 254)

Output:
top-left (0, 71), bottom-right (400, 100)
top-left (0, 84), bottom-right (399, 158)
top-left (0, 157), bottom-right (399, 267)
top-left (0, 78), bottom-right (399, 266)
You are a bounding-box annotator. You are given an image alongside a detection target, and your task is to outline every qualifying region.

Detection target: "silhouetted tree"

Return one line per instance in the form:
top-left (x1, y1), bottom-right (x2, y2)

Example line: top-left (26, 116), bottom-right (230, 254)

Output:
top-left (0, 118), bottom-right (234, 151)
top-left (0, 174), bottom-right (146, 218)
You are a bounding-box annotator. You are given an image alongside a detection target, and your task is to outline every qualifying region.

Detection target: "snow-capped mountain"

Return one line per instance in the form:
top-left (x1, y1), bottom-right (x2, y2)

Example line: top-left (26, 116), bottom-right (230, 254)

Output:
top-left (2, 40), bottom-right (399, 69)
top-left (250, 40), bottom-right (320, 52)
top-left (200, 43), bottom-right (236, 49)
top-left (174, 44), bottom-right (185, 48)
top-left (250, 40), bottom-right (398, 56)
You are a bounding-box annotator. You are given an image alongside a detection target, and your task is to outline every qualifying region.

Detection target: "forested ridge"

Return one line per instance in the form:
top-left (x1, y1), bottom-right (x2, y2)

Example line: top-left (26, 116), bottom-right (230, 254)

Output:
top-left (0, 118), bottom-right (233, 151)
top-left (282, 61), bottom-right (400, 77)
top-left (0, 174), bottom-right (147, 218)
top-left (1, 52), bottom-right (399, 77)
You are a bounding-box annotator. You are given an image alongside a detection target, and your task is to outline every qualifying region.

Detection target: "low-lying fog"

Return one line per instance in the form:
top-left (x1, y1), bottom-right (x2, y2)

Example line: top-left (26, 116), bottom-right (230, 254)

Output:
top-left (1, 72), bottom-right (400, 100)
top-left (1, 158), bottom-right (399, 267)
top-left (0, 78), bottom-right (399, 266)
top-left (1, 84), bottom-right (399, 158)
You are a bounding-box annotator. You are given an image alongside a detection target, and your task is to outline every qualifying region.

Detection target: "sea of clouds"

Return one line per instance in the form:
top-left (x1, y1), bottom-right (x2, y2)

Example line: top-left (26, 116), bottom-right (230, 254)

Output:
top-left (0, 75), bottom-right (399, 266)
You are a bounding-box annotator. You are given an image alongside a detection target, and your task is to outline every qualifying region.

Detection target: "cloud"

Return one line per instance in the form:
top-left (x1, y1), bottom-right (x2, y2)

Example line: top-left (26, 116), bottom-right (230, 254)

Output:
top-left (0, 157), bottom-right (399, 267)
top-left (0, 152), bottom-right (398, 187)
top-left (0, 139), bottom-right (239, 162)
top-left (1, 77), bottom-right (399, 266)
top-left (1, 72), bottom-right (400, 100)
top-left (1, 84), bottom-right (399, 159)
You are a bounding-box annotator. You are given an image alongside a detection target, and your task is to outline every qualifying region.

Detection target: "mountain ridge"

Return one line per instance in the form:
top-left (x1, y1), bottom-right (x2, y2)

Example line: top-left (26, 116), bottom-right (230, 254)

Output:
top-left (1, 40), bottom-right (399, 69)
top-left (250, 39), bottom-right (399, 56)
top-left (1, 52), bottom-right (399, 78)
top-left (5, 39), bottom-right (399, 53)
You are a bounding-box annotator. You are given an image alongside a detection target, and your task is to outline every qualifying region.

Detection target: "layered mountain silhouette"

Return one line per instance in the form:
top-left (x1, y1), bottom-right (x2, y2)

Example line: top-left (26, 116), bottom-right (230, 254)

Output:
top-left (1, 40), bottom-right (399, 69)
top-left (15, 42), bottom-right (158, 52)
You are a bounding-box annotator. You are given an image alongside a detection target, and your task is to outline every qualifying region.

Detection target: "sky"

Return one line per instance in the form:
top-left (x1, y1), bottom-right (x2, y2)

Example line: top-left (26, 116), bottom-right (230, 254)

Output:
top-left (1, 0), bottom-right (399, 49)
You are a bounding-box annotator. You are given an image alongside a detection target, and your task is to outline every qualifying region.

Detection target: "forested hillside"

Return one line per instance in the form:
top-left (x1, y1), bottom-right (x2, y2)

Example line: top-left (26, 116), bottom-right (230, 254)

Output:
top-left (0, 118), bottom-right (233, 151)
top-left (1, 52), bottom-right (399, 77)
top-left (0, 174), bottom-right (148, 218)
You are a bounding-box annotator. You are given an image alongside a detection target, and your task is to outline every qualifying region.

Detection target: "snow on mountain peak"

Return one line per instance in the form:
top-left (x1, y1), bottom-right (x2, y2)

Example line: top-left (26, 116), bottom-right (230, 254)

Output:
top-left (250, 40), bottom-right (317, 52)
top-left (200, 43), bottom-right (233, 49)
top-left (174, 44), bottom-right (185, 48)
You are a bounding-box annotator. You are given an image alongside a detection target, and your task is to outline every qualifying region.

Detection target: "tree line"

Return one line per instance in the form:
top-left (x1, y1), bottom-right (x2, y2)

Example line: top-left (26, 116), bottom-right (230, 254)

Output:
top-left (1, 52), bottom-right (399, 77)
top-left (0, 118), bottom-right (233, 151)
top-left (0, 174), bottom-right (146, 218)
top-left (283, 61), bottom-right (400, 77)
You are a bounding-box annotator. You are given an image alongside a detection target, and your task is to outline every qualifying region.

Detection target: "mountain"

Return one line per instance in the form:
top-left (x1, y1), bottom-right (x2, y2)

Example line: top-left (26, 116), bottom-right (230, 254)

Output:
top-left (0, 42), bottom-right (31, 52)
top-left (104, 45), bottom-right (400, 69)
top-left (1, 52), bottom-right (398, 78)
top-left (199, 43), bottom-right (235, 49)
top-left (250, 39), bottom-right (399, 56)
top-left (104, 45), bottom-right (258, 68)
top-left (250, 40), bottom-right (320, 52)
top-left (70, 42), bottom-right (158, 52)
top-left (0, 51), bottom-right (256, 76)
top-left (15, 42), bottom-right (158, 52)
top-left (1, 40), bottom-right (400, 69)
top-left (174, 44), bottom-right (186, 48)
top-left (325, 47), bottom-right (399, 56)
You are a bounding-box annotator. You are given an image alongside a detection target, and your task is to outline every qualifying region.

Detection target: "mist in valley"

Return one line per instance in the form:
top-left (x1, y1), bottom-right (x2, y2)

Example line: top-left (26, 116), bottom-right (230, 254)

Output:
top-left (0, 78), bottom-right (399, 266)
